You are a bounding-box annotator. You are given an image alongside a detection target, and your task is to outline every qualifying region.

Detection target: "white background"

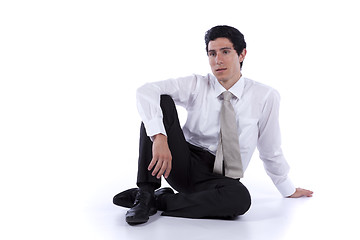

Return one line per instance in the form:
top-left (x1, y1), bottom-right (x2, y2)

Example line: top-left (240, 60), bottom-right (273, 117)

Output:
top-left (1, 0), bottom-right (359, 239)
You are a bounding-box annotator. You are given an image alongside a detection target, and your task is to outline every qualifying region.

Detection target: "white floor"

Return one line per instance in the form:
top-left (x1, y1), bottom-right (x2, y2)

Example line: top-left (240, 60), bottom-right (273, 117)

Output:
top-left (99, 181), bottom-right (357, 240)
top-left (78, 177), bottom-right (358, 240)
top-left (3, 158), bottom-right (356, 240)
top-left (66, 179), bottom-right (360, 240)
top-left (2, 154), bottom-right (359, 240)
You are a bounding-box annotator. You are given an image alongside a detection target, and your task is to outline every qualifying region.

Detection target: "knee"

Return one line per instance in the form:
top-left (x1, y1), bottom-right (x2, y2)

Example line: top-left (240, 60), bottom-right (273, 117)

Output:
top-left (160, 95), bottom-right (175, 109)
top-left (228, 183), bottom-right (251, 216)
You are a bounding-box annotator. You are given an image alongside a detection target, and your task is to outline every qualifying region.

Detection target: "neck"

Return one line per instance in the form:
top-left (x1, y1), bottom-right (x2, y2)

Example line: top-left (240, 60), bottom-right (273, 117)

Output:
top-left (219, 74), bottom-right (242, 90)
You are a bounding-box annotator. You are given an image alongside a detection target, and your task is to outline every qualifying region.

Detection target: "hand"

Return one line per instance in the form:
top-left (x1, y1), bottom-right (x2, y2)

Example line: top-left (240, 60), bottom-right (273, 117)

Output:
top-left (288, 188), bottom-right (313, 198)
top-left (148, 134), bottom-right (172, 179)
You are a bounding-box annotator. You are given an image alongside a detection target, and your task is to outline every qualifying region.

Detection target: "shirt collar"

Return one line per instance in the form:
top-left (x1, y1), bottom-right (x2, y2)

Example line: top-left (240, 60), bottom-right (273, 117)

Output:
top-left (213, 75), bottom-right (245, 99)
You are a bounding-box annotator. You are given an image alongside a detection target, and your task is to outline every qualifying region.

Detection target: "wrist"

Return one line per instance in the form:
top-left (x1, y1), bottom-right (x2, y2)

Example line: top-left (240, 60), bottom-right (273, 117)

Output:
top-left (153, 133), bottom-right (167, 142)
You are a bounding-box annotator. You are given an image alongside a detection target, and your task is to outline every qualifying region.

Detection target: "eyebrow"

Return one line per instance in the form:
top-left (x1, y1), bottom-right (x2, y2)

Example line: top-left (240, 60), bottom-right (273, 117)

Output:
top-left (208, 47), bottom-right (233, 52)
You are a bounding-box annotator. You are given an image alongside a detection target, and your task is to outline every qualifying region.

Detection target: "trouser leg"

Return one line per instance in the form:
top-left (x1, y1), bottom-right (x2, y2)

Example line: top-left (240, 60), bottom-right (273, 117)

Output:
top-left (162, 143), bottom-right (251, 219)
top-left (136, 95), bottom-right (251, 219)
top-left (162, 182), bottom-right (251, 219)
top-left (136, 95), bottom-right (191, 191)
top-left (136, 122), bottom-right (161, 189)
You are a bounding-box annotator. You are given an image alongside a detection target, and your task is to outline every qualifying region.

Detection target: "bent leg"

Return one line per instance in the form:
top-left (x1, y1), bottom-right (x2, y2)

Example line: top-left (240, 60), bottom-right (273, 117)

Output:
top-left (136, 123), bottom-right (161, 189)
top-left (161, 143), bottom-right (251, 219)
top-left (135, 95), bottom-right (251, 220)
top-left (161, 180), bottom-right (251, 219)
top-left (136, 95), bottom-right (192, 191)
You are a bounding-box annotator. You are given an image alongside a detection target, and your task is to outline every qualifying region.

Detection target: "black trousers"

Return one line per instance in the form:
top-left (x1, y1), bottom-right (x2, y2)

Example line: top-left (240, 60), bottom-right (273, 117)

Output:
top-left (136, 95), bottom-right (251, 219)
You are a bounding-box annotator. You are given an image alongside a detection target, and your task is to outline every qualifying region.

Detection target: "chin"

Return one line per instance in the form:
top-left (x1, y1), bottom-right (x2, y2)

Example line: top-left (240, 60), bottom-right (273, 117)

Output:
top-left (215, 76), bottom-right (227, 82)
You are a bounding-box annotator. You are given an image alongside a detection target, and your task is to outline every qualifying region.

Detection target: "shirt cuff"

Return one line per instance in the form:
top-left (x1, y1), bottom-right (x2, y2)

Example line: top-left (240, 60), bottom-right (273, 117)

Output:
top-left (275, 178), bottom-right (296, 197)
top-left (143, 117), bottom-right (167, 140)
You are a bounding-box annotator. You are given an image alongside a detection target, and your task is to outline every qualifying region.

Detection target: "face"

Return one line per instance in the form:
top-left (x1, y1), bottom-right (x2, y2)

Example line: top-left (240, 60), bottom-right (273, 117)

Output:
top-left (207, 38), bottom-right (246, 89)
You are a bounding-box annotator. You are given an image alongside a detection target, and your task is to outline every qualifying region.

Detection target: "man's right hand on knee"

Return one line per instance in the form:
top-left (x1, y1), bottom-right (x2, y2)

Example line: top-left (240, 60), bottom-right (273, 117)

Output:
top-left (148, 133), bottom-right (172, 179)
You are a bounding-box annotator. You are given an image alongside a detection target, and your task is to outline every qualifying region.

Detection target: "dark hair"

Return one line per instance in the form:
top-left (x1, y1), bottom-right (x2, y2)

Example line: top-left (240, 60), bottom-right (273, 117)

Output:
top-left (205, 25), bottom-right (247, 68)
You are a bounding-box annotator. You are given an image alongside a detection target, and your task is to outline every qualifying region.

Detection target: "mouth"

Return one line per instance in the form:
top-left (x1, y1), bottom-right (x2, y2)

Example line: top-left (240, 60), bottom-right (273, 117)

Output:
top-left (216, 68), bottom-right (227, 72)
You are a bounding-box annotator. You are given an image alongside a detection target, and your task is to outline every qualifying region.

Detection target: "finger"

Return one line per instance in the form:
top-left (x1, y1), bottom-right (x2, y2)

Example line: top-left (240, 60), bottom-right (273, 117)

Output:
top-left (148, 156), bottom-right (158, 171)
top-left (300, 188), bottom-right (312, 195)
top-left (164, 161), bottom-right (172, 178)
top-left (157, 161), bottom-right (168, 179)
top-left (300, 190), bottom-right (313, 197)
top-left (152, 159), bottom-right (163, 176)
top-left (306, 190), bottom-right (314, 197)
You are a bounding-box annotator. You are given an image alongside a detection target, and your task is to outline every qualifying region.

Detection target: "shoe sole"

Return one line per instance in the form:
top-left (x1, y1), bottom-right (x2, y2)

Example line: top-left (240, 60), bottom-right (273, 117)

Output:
top-left (113, 188), bottom-right (138, 208)
top-left (126, 207), bottom-right (157, 225)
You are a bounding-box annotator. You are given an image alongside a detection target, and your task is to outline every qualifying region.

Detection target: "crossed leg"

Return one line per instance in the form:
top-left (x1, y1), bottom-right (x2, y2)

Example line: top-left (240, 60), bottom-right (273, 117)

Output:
top-left (136, 95), bottom-right (251, 219)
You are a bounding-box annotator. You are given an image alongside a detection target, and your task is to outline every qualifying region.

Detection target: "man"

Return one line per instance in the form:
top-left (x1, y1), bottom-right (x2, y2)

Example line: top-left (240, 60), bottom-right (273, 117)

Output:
top-left (113, 25), bottom-right (313, 225)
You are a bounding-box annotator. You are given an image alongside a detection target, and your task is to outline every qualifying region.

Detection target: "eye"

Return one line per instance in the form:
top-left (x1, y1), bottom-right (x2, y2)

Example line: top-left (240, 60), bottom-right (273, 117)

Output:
top-left (223, 50), bottom-right (230, 54)
top-left (208, 51), bottom-right (216, 57)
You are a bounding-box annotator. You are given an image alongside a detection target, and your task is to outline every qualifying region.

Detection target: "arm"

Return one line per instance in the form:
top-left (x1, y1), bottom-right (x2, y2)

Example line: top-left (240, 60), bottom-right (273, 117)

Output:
top-left (257, 89), bottom-right (312, 197)
top-left (136, 75), bottom-right (201, 177)
top-left (136, 75), bottom-right (200, 138)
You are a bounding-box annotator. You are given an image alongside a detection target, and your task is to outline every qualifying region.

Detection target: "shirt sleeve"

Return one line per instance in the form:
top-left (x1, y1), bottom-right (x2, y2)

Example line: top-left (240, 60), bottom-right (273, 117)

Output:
top-left (136, 75), bottom-right (200, 139)
top-left (257, 89), bottom-right (296, 197)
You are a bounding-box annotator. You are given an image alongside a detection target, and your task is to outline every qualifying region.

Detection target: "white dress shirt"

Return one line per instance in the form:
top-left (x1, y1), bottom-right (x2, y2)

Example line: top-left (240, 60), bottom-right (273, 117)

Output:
top-left (136, 74), bottom-right (295, 197)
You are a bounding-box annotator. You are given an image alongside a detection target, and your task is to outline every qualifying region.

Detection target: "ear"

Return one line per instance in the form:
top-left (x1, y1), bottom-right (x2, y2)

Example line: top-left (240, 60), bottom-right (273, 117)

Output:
top-left (239, 49), bottom-right (247, 63)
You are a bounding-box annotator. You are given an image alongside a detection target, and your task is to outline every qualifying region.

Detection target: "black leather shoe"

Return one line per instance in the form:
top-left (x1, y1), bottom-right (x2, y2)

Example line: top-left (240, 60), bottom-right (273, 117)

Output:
top-left (113, 187), bottom-right (175, 209)
top-left (113, 188), bottom-right (138, 208)
top-left (125, 190), bottom-right (156, 225)
top-left (154, 187), bottom-right (174, 211)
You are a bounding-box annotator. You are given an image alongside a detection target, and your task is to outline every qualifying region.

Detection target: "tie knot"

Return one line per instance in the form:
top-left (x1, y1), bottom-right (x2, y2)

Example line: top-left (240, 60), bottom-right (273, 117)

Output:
top-left (222, 91), bottom-right (233, 101)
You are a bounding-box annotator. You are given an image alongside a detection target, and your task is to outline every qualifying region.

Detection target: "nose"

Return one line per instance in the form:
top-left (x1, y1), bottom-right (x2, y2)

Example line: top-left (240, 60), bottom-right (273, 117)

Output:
top-left (215, 54), bottom-right (223, 65)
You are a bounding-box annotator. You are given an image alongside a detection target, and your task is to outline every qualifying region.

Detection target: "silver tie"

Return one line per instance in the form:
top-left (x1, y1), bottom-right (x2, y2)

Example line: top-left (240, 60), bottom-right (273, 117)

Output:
top-left (214, 91), bottom-right (243, 178)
